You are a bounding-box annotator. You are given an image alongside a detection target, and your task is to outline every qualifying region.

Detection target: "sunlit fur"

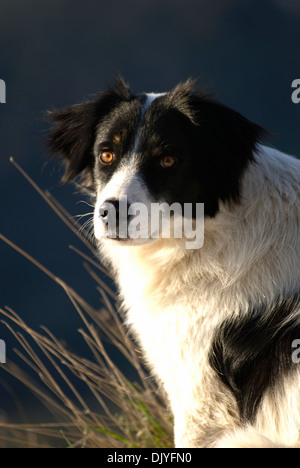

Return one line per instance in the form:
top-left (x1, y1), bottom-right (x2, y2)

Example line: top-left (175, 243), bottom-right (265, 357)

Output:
top-left (48, 79), bottom-right (300, 448)
top-left (99, 146), bottom-right (300, 448)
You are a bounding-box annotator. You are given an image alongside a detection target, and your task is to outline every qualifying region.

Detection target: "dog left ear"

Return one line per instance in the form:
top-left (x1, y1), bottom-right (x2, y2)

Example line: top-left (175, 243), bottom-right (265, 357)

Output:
top-left (47, 77), bottom-right (131, 189)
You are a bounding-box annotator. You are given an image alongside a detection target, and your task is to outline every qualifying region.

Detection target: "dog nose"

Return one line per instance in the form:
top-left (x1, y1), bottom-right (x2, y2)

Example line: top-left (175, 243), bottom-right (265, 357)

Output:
top-left (99, 199), bottom-right (131, 239)
top-left (99, 199), bottom-right (120, 224)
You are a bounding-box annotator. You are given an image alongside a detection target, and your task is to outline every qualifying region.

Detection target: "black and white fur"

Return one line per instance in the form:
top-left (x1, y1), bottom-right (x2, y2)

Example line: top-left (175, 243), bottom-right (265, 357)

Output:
top-left (47, 78), bottom-right (300, 448)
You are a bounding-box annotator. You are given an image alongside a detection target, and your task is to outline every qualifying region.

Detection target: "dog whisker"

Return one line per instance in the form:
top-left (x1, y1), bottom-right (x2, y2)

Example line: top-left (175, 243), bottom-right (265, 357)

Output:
top-left (47, 78), bottom-right (300, 448)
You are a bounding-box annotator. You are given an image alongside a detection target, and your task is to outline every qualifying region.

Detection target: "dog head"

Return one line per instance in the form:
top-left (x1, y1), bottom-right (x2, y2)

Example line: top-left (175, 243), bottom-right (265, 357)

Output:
top-left (47, 77), bottom-right (266, 246)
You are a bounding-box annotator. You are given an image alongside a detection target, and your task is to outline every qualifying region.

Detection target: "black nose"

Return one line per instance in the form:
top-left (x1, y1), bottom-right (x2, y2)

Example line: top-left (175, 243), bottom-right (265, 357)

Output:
top-left (99, 199), bottom-right (131, 239)
top-left (99, 199), bottom-right (120, 224)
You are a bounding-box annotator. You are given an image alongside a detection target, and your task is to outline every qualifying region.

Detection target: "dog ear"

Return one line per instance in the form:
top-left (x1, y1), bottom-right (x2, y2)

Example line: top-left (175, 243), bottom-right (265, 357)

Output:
top-left (176, 84), bottom-right (269, 212)
top-left (197, 98), bottom-right (268, 205)
top-left (47, 77), bottom-right (131, 188)
top-left (192, 95), bottom-right (267, 171)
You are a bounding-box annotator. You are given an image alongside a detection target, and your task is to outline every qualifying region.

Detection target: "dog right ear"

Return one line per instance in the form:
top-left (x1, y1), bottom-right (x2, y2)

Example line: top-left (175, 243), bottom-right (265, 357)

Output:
top-left (47, 77), bottom-right (131, 186)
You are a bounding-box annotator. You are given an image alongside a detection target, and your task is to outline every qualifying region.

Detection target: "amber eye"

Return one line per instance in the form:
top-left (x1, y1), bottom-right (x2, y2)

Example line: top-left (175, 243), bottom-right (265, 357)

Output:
top-left (161, 155), bottom-right (176, 168)
top-left (99, 151), bottom-right (114, 164)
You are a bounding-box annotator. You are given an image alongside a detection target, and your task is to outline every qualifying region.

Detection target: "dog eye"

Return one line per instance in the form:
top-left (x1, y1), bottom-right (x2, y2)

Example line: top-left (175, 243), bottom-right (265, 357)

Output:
top-left (99, 151), bottom-right (114, 164)
top-left (160, 155), bottom-right (176, 168)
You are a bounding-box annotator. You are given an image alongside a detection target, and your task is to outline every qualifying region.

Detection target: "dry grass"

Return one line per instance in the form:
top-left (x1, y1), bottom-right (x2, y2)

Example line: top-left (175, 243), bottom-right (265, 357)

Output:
top-left (0, 159), bottom-right (173, 448)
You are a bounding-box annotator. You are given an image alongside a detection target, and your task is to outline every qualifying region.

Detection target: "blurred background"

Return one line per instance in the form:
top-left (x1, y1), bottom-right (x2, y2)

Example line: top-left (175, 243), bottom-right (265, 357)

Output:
top-left (0, 0), bottom-right (299, 426)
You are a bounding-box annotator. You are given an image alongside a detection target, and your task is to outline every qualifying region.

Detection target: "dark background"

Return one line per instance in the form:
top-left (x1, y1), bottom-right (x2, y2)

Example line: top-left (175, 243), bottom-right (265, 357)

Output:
top-left (0, 0), bottom-right (299, 425)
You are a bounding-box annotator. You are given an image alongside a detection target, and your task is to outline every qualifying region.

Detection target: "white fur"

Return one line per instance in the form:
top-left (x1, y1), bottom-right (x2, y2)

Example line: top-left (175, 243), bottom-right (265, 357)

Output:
top-left (94, 160), bottom-right (152, 240)
top-left (94, 93), bottom-right (165, 242)
top-left (95, 145), bottom-right (300, 448)
top-left (131, 93), bottom-right (165, 154)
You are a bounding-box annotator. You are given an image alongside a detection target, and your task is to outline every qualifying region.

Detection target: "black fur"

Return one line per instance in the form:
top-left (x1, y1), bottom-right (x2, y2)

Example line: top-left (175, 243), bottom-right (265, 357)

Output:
top-left (209, 295), bottom-right (300, 423)
top-left (47, 77), bottom-right (267, 216)
top-left (137, 86), bottom-right (266, 216)
top-left (47, 77), bottom-right (132, 188)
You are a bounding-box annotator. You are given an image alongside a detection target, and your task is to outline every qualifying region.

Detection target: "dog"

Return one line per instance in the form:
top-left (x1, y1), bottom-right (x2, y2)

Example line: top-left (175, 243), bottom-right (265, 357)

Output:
top-left (47, 77), bottom-right (300, 448)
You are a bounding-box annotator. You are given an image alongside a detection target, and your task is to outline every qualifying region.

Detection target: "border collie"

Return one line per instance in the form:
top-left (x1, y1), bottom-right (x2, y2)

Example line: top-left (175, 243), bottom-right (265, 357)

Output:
top-left (47, 78), bottom-right (300, 448)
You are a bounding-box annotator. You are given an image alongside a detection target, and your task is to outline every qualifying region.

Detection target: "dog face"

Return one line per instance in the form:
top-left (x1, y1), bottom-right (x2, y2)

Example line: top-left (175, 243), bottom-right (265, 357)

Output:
top-left (48, 78), bottom-right (265, 245)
